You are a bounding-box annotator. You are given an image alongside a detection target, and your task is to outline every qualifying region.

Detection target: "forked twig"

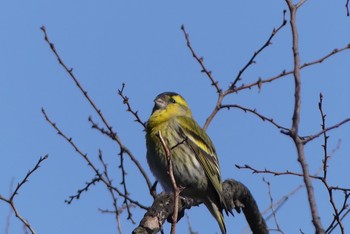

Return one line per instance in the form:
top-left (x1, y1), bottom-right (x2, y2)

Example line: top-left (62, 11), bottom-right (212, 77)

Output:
top-left (263, 178), bottom-right (285, 234)
top-left (236, 43), bottom-right (350, 92)
top-left (317, 94), bottom-right (346, 233)
top-left (181, 25), bottom-right (222, 94)
top-left (284, 1), bottom-right (324, 232)
top-left (40, 25), bottom-right (152, 192)
top-left (201, 10), bottom-right (289, 130)
top-left (302, 118), bottom-right (350, 144)
top-left (42, 108), bottom-right (148, 211)
top-left (98, 150), bottom-right (124, 233)
top-left (118, 83), bottom-right (146, 129)
top-left (230, 10), bottom-right (287, 91)
top-left (0, 155), bottom-right (48, 234)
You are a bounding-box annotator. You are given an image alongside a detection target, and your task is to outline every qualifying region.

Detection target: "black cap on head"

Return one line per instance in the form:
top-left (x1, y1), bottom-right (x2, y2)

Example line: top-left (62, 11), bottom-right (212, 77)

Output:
top-left (155, 92), bottom-right (179, 100)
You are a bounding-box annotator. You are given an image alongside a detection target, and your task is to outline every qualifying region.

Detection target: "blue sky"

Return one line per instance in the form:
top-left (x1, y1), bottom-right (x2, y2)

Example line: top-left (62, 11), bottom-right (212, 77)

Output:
top-left (1, 1), bottom-right (350, 233)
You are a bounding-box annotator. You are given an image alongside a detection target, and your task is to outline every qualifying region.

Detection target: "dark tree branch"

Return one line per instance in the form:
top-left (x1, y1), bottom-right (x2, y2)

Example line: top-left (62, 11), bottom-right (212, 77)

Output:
top-left (132, 179), bottom-right (268, 234)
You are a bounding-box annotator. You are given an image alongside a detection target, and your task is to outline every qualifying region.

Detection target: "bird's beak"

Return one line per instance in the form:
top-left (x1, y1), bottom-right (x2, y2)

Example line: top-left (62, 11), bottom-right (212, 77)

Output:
top-left (153, 97), bottom-right (167, 111)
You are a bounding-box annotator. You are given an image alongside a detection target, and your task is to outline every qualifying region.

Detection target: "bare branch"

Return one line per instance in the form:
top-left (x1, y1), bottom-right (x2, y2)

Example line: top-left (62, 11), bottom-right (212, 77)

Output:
top-left (115, 148), bottom-right (136, 224)
top-left (65, 177), bottom-right (101, 204)
top-left (0, 155), bottom-right (48, 234)
top-left (296, 0), bottom-right (308, 9)
top-left (236, 44), bottom-right (350, 92)
top-left (303, 118), bottom-right (350, 144)
top-left (316, 94), bottom-right (346, 233)
top-left (42, 108), bottom-right (148, 210)
top-left (203, 94), bottom-right (224, 130)
top-left (319, 93), bottom-right (329, 180)
top-left (181, 24), bottom-right (222, 94)
top-left (327, 198), bottom-right (350, 233)
top-left (10, 155), bottom-right (48, 201)
top-left (263, 178), bottom-right (285, 234)
top-left (133, 179), bottom-right (268, 234)
top-left (235, 164), bottom-right (322, 180)
top-left (118, 83), bottom-right (146, 129)
top-left (230, 10), bottom-right (287, 91)
top-left (98, 150), bottom-right (124, 233)
top-left (40, 25), bottom-right (152, 192)
top-left (284, 1), bottom-right (325, 232)
top-left (221, 104), bottom-right (289, 131)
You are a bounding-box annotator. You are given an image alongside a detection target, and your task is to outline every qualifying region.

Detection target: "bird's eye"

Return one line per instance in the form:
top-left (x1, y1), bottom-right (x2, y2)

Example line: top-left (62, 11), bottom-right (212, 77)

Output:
top-left (169, 98), bottom-right (176, 103)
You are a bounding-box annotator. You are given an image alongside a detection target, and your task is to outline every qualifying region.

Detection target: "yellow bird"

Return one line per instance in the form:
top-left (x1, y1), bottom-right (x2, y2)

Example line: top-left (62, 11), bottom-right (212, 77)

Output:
top-left (146, 92), bottom-right (228, 234)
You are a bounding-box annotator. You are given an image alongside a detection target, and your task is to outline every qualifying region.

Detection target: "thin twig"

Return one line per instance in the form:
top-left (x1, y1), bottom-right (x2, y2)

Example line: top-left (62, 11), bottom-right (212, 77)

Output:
top-left (40, 25), bottom-right (152, 192)
top-left (221, 104), bottom-right (289, 131)
top-left (42, 108), bottom-right (149, 210)
top-left (326, 193), bottom-right (350, 233)
top-left (157, 131), bottom-right (181, 234)
top-left (230, 10), bottom-right (287, 91)
top-left (118, 83), bottom-right (146, 129)
top-left (65, 177), bottom-right (101, 204)
top-left (202, 10), bottom-right (288, 130)
top-left (186, 214), bottom-right (198, 234)
top-left (0, 155), bottom-right (49, 234)
top-left (181, 25), bottom-right (222, 94)
top-left (98, 150), bottom-right (124, 234)
top-left (88, 116), bottom-right (156, 199)
top-left (296, 0), bottom-right (308, 8)
top-left (5, 179), bottom-right (14, 234)
top-left (235, 164), bottom-right (321, 179)
top-left (318, 93), bottom-right (329, 180)
top-left (235, 44), bottom-right (350, 93)
top-left (263, 178), bottom-right (285, 234)
top-left (317, 94), bottom-right (345, 233)
top-left (302, 118), bottom-right (350, 144)
top-left (116, 148), bottom-right (136, 223)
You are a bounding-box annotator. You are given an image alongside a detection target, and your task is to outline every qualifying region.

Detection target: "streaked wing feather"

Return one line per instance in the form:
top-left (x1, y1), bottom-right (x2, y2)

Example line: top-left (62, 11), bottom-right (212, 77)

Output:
top-left (176, 116), bottom-right (223, 198)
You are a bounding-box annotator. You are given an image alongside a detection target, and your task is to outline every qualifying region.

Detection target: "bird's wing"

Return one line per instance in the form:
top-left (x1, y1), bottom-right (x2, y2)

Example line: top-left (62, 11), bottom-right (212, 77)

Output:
top-left (176, 116), bottom-right (226, 205)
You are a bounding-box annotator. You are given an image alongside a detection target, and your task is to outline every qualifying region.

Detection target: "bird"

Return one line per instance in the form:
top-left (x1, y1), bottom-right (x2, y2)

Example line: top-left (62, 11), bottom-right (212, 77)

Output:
top-left (146, 92), bottom-right (228, 234)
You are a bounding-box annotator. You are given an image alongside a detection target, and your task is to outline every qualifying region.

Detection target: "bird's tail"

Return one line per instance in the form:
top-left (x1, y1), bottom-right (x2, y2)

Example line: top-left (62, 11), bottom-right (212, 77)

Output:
top-left (204, 199), bottom-right (226, 234)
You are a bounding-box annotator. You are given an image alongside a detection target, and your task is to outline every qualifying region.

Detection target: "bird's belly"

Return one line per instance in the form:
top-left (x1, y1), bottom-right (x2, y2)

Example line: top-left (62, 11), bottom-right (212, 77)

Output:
top-left (153, 147), bottom-right (209, 198)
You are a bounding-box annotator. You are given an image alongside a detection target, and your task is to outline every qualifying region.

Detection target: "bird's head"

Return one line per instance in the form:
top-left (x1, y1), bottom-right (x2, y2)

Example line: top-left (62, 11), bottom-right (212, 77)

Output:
top-left (149, 92), bottom-right (192, 124)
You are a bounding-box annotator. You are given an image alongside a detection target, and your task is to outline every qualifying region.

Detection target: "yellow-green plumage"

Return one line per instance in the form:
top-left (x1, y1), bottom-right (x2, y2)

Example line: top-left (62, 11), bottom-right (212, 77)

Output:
top-left (146, 92), bottom-right (228, 234)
